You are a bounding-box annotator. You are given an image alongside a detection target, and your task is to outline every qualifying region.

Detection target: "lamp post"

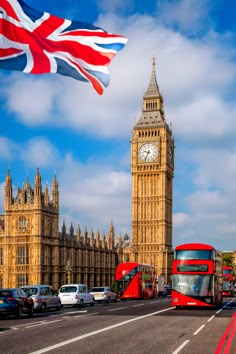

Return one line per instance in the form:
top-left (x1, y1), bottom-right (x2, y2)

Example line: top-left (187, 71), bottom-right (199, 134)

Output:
top-left (65, 259), bottom-right (72, 284)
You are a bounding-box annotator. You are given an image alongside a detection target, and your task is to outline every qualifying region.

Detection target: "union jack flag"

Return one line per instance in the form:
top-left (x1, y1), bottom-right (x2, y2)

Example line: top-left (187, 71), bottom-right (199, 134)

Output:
top-left (0, 0), bottom-right (128, 94)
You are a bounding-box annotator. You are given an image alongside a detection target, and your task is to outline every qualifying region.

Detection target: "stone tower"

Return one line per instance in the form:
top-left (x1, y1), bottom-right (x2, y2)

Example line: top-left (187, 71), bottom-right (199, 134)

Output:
top-left (2, 168), bottom-right (59, 288)
top-left (130, 56), bottom-right (174, 281)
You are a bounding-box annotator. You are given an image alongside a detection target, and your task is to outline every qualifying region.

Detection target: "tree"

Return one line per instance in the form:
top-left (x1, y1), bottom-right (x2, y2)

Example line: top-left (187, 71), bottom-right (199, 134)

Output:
top-left (222, 253), bottom-right (234, 267)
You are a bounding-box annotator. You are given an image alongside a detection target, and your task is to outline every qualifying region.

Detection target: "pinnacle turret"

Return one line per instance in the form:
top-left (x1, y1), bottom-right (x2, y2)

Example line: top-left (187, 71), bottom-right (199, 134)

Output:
top-left (52, 174), bottom-right (59, 209)
top-left (4, 168), bottom-right (13, 209)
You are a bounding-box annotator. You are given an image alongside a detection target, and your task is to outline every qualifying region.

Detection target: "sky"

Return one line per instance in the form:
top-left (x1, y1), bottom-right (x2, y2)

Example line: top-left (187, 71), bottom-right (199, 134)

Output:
top-left (1, 0), bottom-right (236, 252)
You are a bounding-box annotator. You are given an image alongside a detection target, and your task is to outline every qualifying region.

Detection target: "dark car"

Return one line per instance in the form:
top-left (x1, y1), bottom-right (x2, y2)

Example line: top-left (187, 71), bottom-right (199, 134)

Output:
top-left (0, 288), bottom-right (34, 319)
top-left (164, 284), bottom-right (172, 296)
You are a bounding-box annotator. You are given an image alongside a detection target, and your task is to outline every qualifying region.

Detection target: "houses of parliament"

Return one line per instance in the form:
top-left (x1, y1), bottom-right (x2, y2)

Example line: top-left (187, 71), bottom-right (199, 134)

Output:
top-left (0, 58), bottom-right (174, 290)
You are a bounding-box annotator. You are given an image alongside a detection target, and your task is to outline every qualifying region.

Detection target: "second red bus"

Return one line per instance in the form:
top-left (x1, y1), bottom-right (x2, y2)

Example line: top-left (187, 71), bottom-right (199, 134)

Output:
top-left (115, 262), bottom-right (157, 299)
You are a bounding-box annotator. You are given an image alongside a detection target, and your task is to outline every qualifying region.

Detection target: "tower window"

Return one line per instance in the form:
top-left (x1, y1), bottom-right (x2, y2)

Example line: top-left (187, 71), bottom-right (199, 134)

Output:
top-left (17, 246), bottom-right (29, 265)
top-left (19, 216), bottom-right (27, 231)
top-left (17, 274), bottom-right (28, 287)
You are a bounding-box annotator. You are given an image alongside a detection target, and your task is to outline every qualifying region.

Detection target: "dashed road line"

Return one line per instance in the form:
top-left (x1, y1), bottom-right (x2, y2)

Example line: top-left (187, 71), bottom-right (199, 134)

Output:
top-left (172, 340), bottom-right (190, 354)
top-left (26, 319), bottom-right (63, 328)
top-left (107, 307), bottom-right (127, 312)
top-left (193, 324), bottom-right (205, 335)
top-left (207, 315), bottom-right (215, 322)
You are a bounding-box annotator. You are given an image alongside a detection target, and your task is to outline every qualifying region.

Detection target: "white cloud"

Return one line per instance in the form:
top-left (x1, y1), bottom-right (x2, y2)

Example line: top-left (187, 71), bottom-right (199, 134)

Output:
top-left (170, 95), bottom-right (236, 140)
top-left (19, 138), bottom-right (60, 168)
top-left (157, 0), bottom-right (213, 34)
top-left (0, 137), bottom-right (17, 160)
top-left (58, 154), bottom-right (131, 235)
top-left (5, 76), bottom-right (59, 125)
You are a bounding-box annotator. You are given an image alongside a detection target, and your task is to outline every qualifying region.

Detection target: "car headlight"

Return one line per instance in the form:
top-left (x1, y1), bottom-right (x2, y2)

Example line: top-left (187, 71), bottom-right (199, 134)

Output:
top-left (205, 298), bottom-right (211, 304)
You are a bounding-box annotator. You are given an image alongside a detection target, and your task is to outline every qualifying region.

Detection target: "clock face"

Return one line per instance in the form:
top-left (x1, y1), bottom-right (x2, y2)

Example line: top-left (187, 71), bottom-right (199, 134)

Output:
top-left (139, 143), bottom-right (158, 162)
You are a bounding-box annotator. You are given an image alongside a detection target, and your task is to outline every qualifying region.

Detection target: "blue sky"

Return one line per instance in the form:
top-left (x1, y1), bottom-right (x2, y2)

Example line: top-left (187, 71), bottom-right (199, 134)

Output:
top-left (1, 0), bottom-right (236, 251)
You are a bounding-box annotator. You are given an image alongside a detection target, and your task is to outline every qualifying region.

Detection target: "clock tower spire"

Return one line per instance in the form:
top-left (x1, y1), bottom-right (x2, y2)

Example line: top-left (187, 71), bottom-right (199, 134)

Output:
top-left (136, 53), bottom-right (165, 129)
top-left (130, 55), bottom-right (174, 282)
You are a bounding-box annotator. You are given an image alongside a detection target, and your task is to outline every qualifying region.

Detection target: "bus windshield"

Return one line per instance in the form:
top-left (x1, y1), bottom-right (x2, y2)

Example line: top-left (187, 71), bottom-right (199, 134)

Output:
top-left (175, 250), bottom-right (212, 260)
top-left (172, 274), bottom-right (213, 297)
top-left (223, 269), bottom-right (232, 275)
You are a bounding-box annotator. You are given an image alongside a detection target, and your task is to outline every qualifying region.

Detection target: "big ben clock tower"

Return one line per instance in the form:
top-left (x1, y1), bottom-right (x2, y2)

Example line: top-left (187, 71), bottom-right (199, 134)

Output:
top-left (130, 56), bottom-right (174, 281)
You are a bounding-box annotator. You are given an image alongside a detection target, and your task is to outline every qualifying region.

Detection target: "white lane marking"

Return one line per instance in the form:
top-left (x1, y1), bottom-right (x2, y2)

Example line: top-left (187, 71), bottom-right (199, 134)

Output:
top-left (172, 340), bottom-right (190, 354)
top-left (207, 315), bottom-right (215, 322)
top-left (29, 307), bottom-right (174, 354)
top-left (132, 304), bottom-right (144, 307)
top-left (26, 320), bottom-right (63, 328)
top-left (106, 307), bottom-right (127, 312)
top-left (60, 310), bottom-right (87, 315)
top-left (150, 301), bottom-right (160, 304)
top-left (193, 324), bottom-right (205, 335)
top-left (74, 312), bottom-right (99, 318)
top-left (11, 320), bottom-right (46, 329)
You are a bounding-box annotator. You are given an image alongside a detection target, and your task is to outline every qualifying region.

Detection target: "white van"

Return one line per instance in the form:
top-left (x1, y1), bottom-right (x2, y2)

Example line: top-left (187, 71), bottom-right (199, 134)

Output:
top-left (58, 284), bottom-right (95, 307)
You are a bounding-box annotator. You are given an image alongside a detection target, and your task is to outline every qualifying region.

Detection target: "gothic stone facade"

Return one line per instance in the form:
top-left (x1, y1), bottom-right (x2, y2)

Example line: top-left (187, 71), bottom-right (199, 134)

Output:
top-left (0, 169), bottom-right (118, 290)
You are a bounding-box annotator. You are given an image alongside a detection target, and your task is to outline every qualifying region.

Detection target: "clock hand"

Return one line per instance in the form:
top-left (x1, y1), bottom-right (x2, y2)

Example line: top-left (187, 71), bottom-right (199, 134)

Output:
top-left (145, 150), bottom-right (150, 160)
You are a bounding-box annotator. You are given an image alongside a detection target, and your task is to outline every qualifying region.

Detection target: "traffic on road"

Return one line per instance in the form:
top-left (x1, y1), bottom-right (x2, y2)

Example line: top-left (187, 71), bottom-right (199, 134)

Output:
top-left (0, 294), bottom-right (235, 354)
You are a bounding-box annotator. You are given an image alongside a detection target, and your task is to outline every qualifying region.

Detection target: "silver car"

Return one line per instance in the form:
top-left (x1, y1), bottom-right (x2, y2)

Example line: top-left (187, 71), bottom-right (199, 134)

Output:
top-left (59, 284), bottom-right (95, 307)
top-left (20, 285), bottom-right (61, 312)
top-left (89, 286), bottom-right (117, 303)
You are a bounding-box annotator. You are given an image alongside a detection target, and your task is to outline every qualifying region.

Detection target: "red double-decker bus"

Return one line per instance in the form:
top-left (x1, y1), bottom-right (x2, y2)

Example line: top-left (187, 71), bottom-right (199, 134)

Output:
top-left (172, 243), bottom-right (223, 308)
top-left (115, 262), bottom-right (157, 299)
top-left (222, 265), bottom-right (234, 296)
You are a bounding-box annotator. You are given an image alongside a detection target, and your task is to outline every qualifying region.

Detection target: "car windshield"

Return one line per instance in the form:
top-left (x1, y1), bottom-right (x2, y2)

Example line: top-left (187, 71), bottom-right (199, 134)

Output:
top-left (60, 286), bottom-right (77, 293)
top-left (90, 287), bottom-right (105, 292)
top-left (21, 287), bottom-right (38, 296)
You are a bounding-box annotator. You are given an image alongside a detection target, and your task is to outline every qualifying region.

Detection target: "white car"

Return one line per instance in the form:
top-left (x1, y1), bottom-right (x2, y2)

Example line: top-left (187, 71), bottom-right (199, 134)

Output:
top-left (58, 284), bottom-right (95, 307)
top-left (89, 286), bottom-right (117, 303)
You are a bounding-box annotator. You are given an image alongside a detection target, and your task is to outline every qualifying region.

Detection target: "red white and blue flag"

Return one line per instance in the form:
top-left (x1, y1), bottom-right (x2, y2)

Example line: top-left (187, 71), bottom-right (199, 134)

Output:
top-left (0, 0), bottom-right (128, 94)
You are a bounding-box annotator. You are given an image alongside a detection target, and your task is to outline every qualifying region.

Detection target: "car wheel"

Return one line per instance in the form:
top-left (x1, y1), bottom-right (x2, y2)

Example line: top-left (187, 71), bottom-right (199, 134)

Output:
top-left (16, 306), bottom-right (23, 319)
top-left (79, 299), bottom-right (84, 307)
top-left (40, 303), bottom-right (46, 312)
top-left (56, 302), bottom-right (61, 311)
top-left (28, 305), bottom-right (34, 317)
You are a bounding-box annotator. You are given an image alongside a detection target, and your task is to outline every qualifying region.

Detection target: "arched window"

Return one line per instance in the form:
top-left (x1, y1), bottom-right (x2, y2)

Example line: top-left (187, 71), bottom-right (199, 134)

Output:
top-left (19, 216), bottom-right (27, 231)
top-left (17, 246), bottom-right (29, 264)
